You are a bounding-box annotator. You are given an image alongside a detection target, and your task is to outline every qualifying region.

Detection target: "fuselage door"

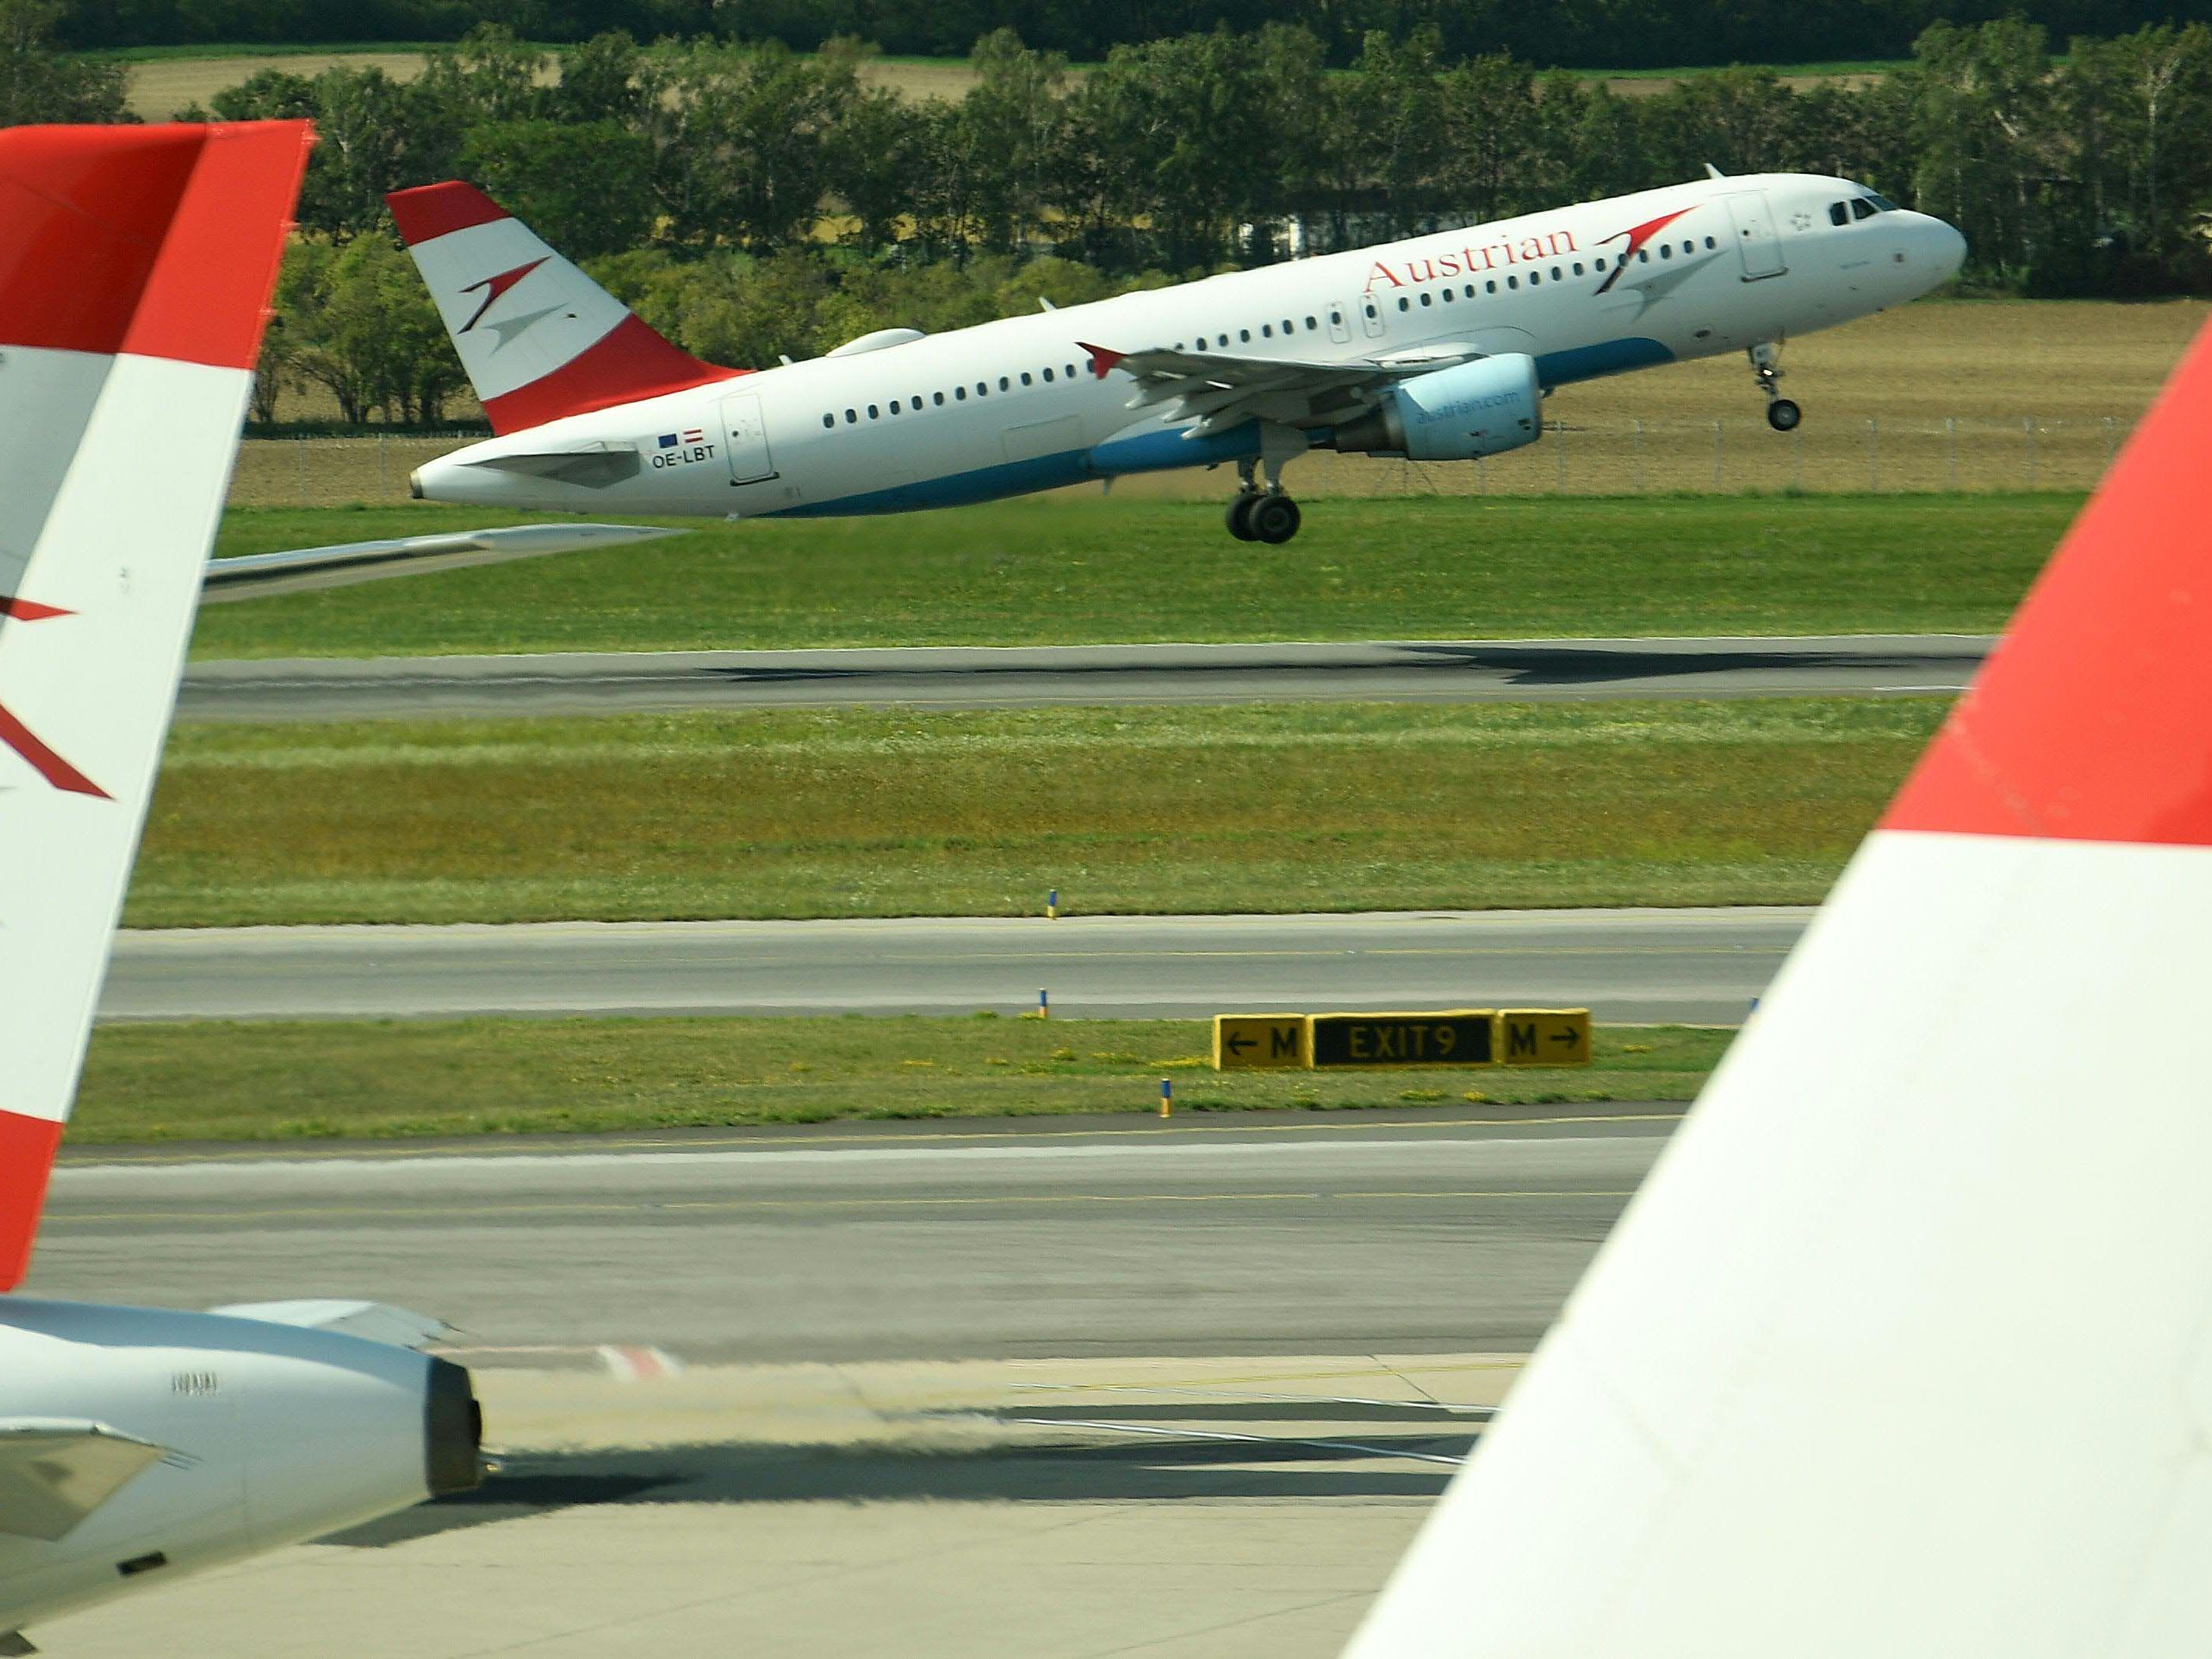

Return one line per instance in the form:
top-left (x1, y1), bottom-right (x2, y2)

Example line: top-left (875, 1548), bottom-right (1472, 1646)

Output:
top-left (720, 390), bottom-right (777, 485)
top-left (1724, 191), bottom-right (1787, 281)
top-left (1328, 302), bottom-right (1353, 345)
top-left (1360, 296), bottom-right (1387, 338)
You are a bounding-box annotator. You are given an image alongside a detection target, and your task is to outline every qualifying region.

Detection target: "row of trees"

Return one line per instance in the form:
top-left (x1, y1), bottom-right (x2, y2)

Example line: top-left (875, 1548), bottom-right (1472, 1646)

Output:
top-left (202, 19), bottom-right (2212, 288)
top-left (51, 0), bottom-right (2212, 72)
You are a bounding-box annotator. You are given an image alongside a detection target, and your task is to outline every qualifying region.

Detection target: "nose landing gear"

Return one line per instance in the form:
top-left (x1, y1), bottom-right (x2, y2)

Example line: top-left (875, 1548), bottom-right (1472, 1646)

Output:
top-left (1223, 444), bottom-right (1304, 544)
top-left (1750, 341), bottom-right (1801, 432)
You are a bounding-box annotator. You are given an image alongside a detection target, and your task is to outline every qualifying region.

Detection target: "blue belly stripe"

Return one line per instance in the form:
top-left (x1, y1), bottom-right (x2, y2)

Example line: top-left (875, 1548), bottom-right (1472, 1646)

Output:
top-left (1534, 336), bottom-right (1674, 386)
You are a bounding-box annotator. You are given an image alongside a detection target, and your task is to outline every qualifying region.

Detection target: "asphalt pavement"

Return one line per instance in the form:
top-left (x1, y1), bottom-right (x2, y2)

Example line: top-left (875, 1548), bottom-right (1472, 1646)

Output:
top-left (30, 1110), bottom-right (1671, 1363)
top-left (177, 633), bottom-right (1987, 721)
top-left (99, 905), bottom-right (1804, 1025)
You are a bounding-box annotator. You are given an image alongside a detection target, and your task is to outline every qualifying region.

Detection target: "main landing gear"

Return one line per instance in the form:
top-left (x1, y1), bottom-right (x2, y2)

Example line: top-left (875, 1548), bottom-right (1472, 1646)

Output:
top-left (1224, 445), bottom-right (1303, 544)
top-left (1751, 341), bottom-right (1802, 432)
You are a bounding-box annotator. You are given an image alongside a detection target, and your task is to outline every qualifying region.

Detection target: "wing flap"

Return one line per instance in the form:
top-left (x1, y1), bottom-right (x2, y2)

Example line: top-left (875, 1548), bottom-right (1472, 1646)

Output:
top-left (1078, 339), bottom-right (1486, 436)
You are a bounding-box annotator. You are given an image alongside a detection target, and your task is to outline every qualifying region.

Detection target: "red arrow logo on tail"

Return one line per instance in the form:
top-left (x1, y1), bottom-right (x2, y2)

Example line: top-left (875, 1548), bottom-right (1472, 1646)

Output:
top-left (0, 600), bottom-right (109, 798)
top-left (459, 256), bottom-right (549, 334)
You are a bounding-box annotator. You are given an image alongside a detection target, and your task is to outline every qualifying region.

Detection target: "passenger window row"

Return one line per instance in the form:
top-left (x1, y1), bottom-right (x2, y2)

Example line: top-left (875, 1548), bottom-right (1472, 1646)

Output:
top-left (823, 362), bottom-right (1083, 427)
top-left (815, 224), bottom-right (1742, 429)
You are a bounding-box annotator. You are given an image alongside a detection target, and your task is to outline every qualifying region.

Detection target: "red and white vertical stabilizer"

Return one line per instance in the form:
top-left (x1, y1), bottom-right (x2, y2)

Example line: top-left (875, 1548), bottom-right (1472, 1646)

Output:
top-left (1348, 316), bottom-right (2212, 1655)
top-left (387, 181), bottom-right (738, 435)
top-left (0, 122), bottom-right (309, 1291)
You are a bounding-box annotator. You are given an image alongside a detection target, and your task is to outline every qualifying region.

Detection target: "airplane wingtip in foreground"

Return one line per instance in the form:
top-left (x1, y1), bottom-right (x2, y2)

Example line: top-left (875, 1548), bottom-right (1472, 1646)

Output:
top-left (1, 122), bottom-right (482, 1647)
top-left (1345, 313), bottom-right (2212, 1654)
top-left (0, 117), bottom-right (313, 1290)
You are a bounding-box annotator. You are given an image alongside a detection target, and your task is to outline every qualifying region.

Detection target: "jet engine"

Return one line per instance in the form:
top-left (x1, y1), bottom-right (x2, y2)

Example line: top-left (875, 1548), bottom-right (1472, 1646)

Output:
top-left (1326, 353), bottom-right (1542, 461)
top-left (0, 1300), bottom-right (482, 1636)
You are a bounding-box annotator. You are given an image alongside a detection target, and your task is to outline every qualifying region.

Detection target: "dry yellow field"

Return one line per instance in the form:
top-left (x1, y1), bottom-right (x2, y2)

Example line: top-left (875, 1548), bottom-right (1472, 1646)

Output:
top-left (126, 51), bottom-right (1892, 119)
top-left (125, 50), bottom-right (965, 118)
top-left (232, 298), bottom-right (2203, 507)
top-left (126, 52), bottom-right (436, 116)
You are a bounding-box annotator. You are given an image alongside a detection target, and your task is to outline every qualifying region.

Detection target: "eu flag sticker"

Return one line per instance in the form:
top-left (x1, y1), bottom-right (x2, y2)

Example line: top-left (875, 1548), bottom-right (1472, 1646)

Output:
top-left (657, 433), bottom-right (678, 449)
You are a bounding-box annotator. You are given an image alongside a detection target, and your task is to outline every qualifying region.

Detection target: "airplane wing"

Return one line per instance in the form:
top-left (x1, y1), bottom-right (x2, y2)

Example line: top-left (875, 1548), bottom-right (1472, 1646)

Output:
top-left (1345, 313), bottom-right (2212, 1654)
top-left (209, 1299), bottom-right (457, 1350)
top-left (0, 1421), bottom-right (168, 1542)
top-left (1078, 339), bottom-right (1485, 438)
top-left (0, 120), bottom-right (310, 1292)
top-left (203, 521), bottom-right (680, 599)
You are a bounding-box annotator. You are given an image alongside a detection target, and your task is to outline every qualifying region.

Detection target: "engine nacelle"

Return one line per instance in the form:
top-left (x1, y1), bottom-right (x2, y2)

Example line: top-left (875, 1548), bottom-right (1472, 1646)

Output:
top-left (0, 1299), bottom-right (482, 1636)
top-left (1327, 354), bottom-right (1542, 461)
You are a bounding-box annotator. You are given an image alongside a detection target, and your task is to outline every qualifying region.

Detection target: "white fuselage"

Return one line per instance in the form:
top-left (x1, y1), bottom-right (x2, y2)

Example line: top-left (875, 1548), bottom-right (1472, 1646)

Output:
top-left (416, 173), bottom-right (1964, 519)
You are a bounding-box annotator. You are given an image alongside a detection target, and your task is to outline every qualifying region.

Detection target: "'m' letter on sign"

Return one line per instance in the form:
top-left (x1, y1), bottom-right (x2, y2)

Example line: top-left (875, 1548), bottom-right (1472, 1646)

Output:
top-left (1497, 1009), bottom-right (1593, 1067)
top-left (1213, 1014), bottom-right (1308, 1070)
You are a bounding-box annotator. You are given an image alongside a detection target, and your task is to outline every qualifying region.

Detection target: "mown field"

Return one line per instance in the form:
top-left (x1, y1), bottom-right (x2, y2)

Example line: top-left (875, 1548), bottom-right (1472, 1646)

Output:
top-left (72, 1016), bottom-right (1722, 1142)
top-left (129, 698), bottom-right (1942, 927)
top-left (196, 494), bottom-right (2068, 660)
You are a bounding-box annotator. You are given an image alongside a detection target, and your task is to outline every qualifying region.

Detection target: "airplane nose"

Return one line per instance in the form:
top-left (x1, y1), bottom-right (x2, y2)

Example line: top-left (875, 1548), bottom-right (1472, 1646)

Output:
top-left (1933, 218), bottom-right (1967, 280)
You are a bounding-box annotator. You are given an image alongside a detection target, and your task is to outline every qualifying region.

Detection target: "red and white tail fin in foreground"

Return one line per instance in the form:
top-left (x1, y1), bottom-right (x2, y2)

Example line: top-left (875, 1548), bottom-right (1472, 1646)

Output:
top-left (1348, 317), bottom-right (2212, 1657)
top-left (0, 122), bottom-right (309, 1291)
top-left (386, 182), bottom-right (740, 435)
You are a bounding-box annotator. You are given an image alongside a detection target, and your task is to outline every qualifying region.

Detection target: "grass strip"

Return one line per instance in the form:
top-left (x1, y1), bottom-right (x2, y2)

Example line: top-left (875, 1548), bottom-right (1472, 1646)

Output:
top-left (74, 1017), bottom-right (1724, 1144)
top-left (130, 698), bottom-right (1944, 926)
top-left (192, 494), bottom-right (2072, 660)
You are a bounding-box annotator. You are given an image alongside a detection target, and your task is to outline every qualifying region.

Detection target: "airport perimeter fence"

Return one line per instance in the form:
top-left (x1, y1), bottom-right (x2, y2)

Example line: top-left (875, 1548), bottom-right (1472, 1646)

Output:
top-left (227, 416), bottom-right (2134, 511)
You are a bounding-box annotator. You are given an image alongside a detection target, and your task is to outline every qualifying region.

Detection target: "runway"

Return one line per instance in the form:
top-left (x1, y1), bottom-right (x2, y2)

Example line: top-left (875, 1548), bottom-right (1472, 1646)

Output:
top-left (177, 632), bottom-right (1988, 720)
top-left (29, 1110), bottom-right (1669, 1363)
top-left (100, 905), bottom-right (1805, 1024)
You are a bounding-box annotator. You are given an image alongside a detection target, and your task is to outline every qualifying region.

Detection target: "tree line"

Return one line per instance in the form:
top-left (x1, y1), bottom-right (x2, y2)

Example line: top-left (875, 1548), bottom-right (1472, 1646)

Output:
top-left (5, 5), bottom-right (2207, 425)
top-left (51, 0), bottom-right (2212, 74)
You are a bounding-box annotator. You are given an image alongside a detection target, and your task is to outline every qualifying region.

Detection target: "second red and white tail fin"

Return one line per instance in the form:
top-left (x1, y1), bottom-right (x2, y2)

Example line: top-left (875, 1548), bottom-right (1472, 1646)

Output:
top-left (386, 182), bottom-right (740, 435)
top-left (1348, 313), bottom-right (2212, 1654)
top-left (0, 121), bottom-right (309, 1291)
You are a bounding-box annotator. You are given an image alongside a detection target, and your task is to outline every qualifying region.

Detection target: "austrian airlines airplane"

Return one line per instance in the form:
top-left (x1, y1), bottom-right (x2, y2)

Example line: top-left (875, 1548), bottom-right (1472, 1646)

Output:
top-left (392, 171), bottom-right (1964, 542)
top-left (0, 123), bottom-right (480, 1648)
top-left (1345, 318), bottom-right (2212, 1647)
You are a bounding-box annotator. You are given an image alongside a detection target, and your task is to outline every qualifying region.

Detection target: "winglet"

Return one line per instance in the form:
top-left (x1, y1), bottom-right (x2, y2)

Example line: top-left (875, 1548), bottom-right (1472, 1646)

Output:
top-left (1345, 312), bottom-right (2212, 1653)
top-left (0, 122), bottom-right (307, 1292)
top-left (1078, 341), bottom-right (1126, 379)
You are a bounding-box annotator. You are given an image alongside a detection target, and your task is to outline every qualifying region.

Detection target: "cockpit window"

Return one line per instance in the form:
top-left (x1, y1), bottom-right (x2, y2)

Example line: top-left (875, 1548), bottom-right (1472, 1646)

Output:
top-left (1867, 193), bottom-right (1899, 211)
top-left (1850, 197), bottom-right (1878, 220)
top-left (1829, 201), bottom-right (1850, 226)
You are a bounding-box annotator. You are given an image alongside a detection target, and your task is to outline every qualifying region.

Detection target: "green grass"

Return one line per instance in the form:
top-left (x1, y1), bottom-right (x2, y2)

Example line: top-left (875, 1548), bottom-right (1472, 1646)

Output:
top-left (128, 698), bottom-right (1941, 926)
top-left (73, 1017), bottom-right (1722, 1143)
top-left (193, 495), bottom-right (2071, 660)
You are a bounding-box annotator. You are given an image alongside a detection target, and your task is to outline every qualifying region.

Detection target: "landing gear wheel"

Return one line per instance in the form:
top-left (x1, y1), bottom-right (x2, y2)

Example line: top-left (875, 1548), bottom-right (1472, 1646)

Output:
top-left (1248, 494), bottom-right (1301, 545)
top-left (1766, 397), bottom-right (1802, 433)
top-left (1225, 491), bottom-right (1262, 541)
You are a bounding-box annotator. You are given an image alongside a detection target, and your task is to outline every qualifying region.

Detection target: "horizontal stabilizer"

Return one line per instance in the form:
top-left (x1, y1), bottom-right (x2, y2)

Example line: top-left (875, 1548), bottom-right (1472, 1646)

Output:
top-left (0, 1420), bottom-right (167, 1541)
top-left (204, 522), bottom-right (680, 593)
top-left (210, 1299), bottom-right (456, 1350)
